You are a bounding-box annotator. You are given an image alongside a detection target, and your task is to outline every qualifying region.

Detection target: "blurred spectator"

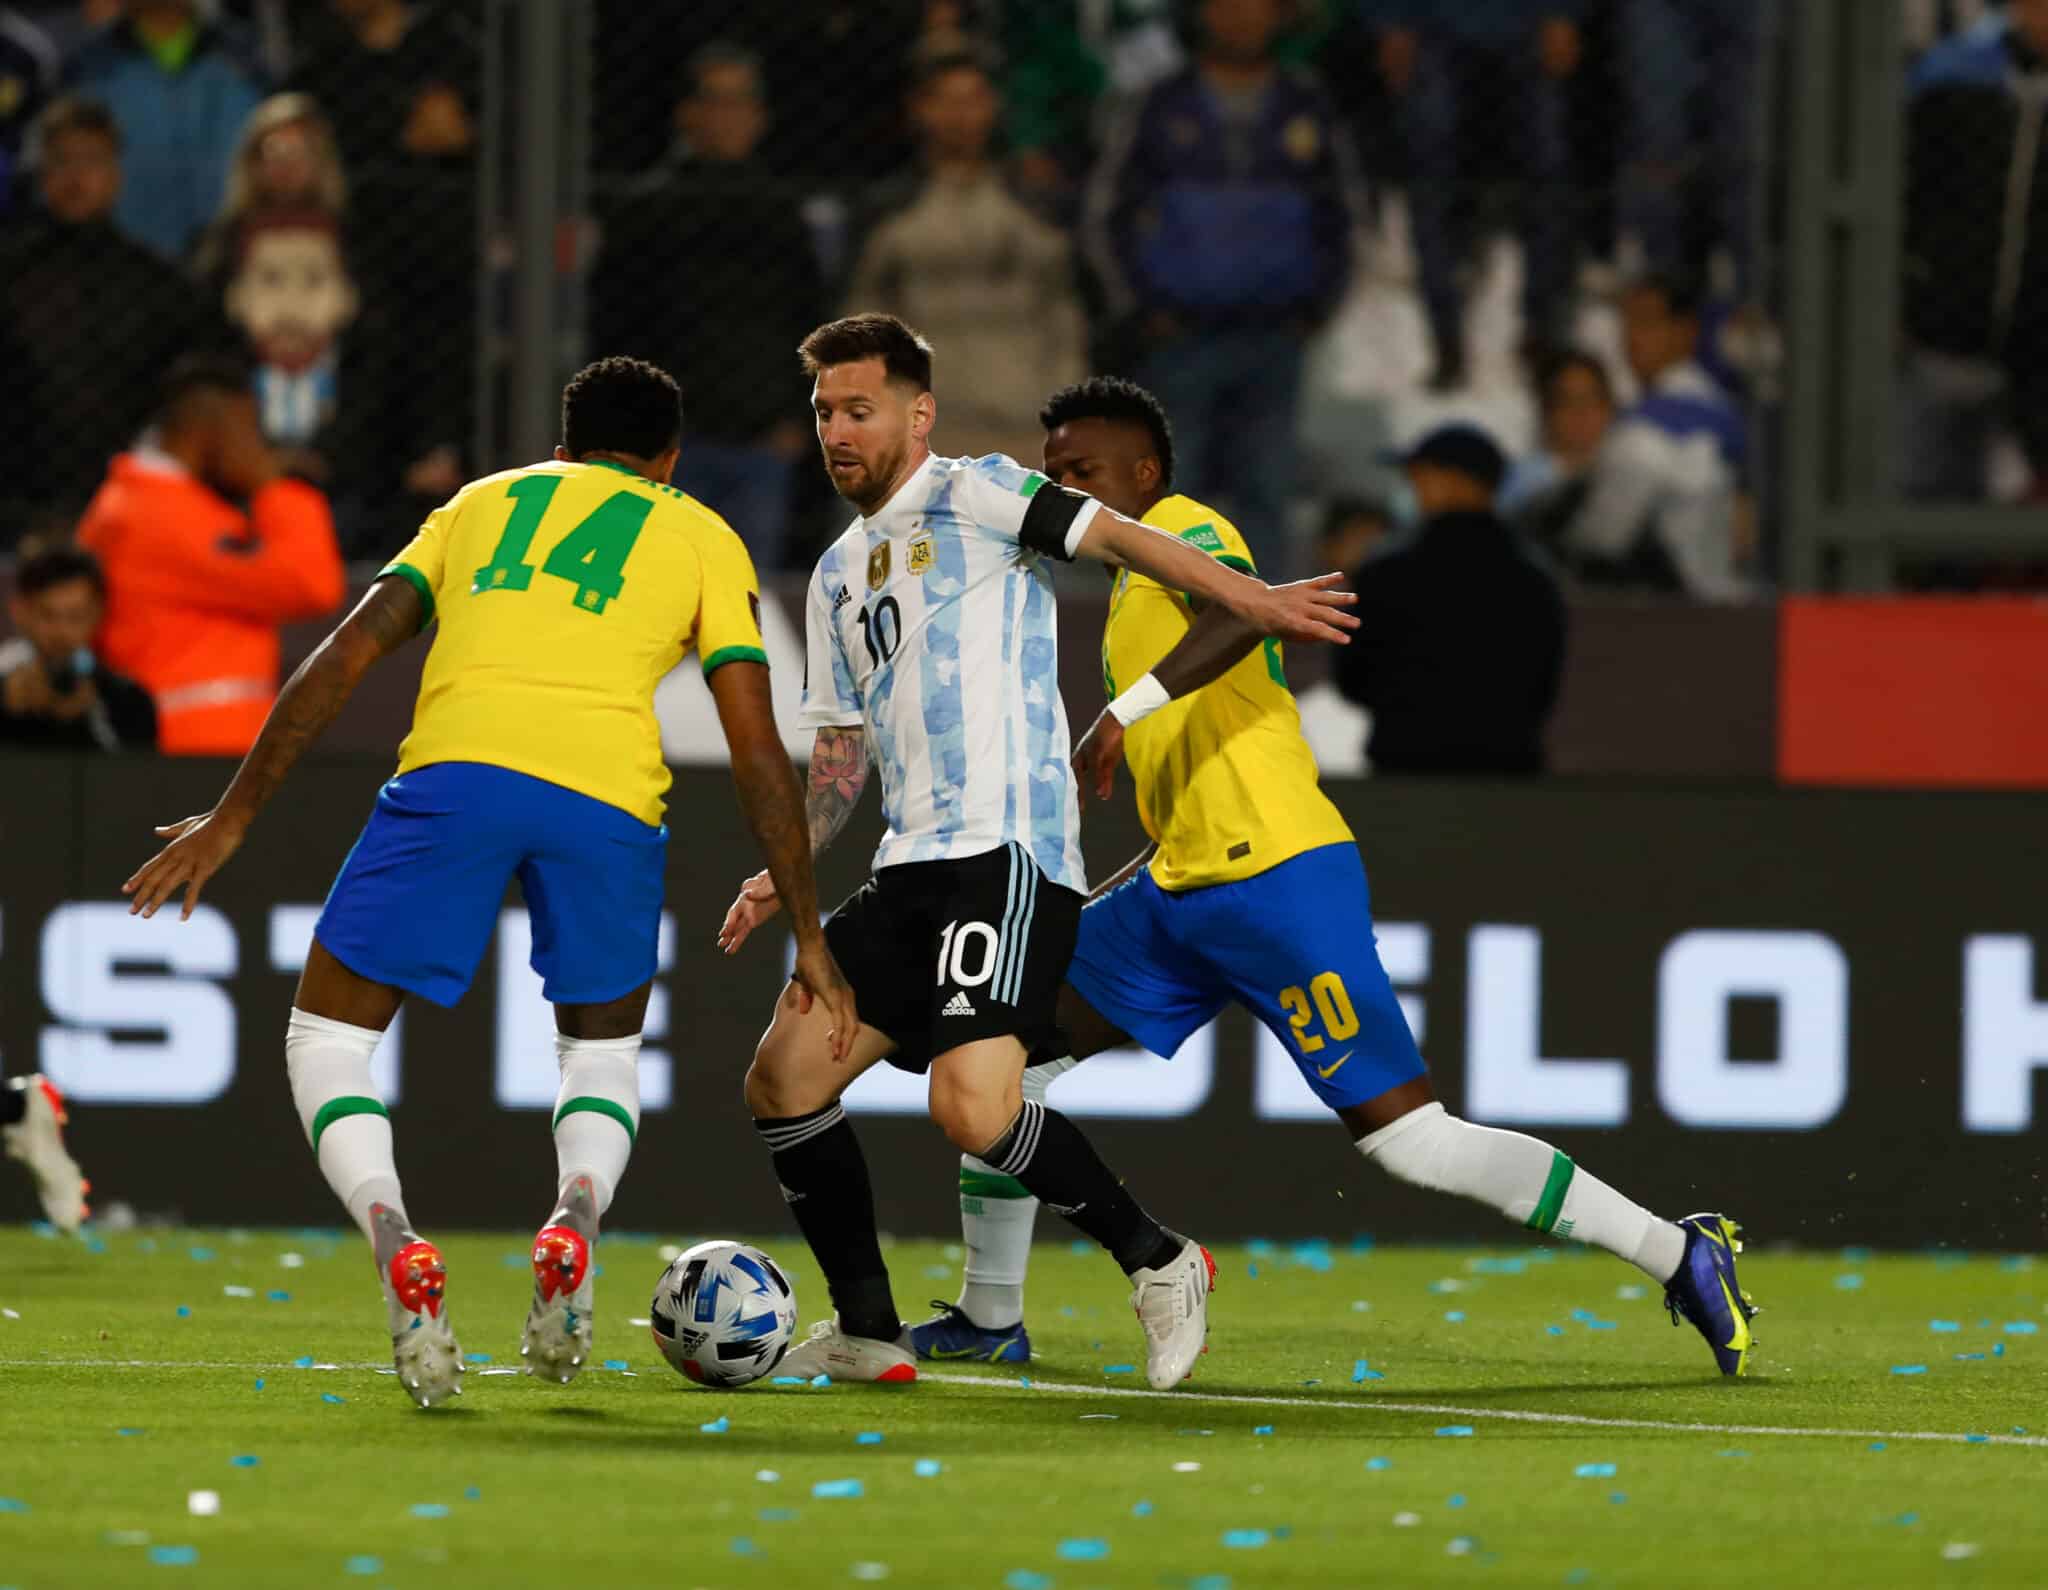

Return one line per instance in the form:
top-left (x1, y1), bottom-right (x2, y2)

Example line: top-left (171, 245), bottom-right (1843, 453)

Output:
top-left (0, 6), bottom-right (60, 204)
top-left (1087, 0), bottom-right (1364, 565)
top-left (591, 43), bottom-right (824, 569)
top-left (1362, 0), bottom-right (1585, 389)
top-left (19, 1), bottom-right (119, 58)
top-left (1334, 424), bottom-right (1564, 775)
top-left (76, 354), bottom-right (344, 756)
top-left (1902, 0), bottom-right (2048, 499)
top-left (65, 0), bottom-right (264, 260)
top-left (1289, 495), bottom-right (1388, 777)
top-left (848, 44), bottom-right (1087, 467)
top-left (191, 90), bottom-right (344, 285)
top-left (285, 0), bottom-right (474, 174)
top-left (0, 94), bottom-right (231, 543)
top-left (1001, 0), bottom-right (1183, 202)
top-left (1617, 0), bottom-right (1765, 298)
top-left (1564, 273), bottom-right (1746, 597)
top-left (1503, 348), bottom-right (1616, 543)
top-left (0, 537), bottom-right (156, 751)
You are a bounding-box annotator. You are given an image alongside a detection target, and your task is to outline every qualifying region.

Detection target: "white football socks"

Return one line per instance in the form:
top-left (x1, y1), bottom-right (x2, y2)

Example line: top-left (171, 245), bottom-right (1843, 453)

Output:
top-left (551, 1032), bottom-right (641, 1217)
top-left (285, 1007), bottom-right (402, 1242)
top-left (953, 1057), bottom-right (1069, 1328)
top-left (1359, 1102), bottom-right (1686, 1283)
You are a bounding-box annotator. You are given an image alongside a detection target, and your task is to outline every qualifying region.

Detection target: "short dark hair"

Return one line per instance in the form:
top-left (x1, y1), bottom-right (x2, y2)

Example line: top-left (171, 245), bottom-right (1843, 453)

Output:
top-left (560, 356), bottom-right (683, 460)
top-left (158, 352), bottom-right (252, 424)
top-left (15, 536), bottom-right (107, 601)
top-left (1536, 349), bottom-right (1614, 408)
top-left (1037, 376), bottom-right (1177, 492)
top-left (687, 40), bottom-right (762, 97)
top-left (1629, 269), bottom-right (1705, 321)
top-left (34, 95), bottom-right (122, 154)
top-left (798, 314), bottom-right (934, 393)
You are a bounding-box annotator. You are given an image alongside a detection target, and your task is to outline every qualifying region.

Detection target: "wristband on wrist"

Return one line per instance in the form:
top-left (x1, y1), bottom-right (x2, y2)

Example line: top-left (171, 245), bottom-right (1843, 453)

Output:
top-left (1106, 671), bottom-right (1171, 728)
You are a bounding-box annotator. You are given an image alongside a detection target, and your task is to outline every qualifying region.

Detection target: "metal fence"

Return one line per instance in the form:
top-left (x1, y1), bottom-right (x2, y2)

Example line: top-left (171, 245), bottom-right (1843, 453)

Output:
top-left (2, 0), bottom-right (2044, 587)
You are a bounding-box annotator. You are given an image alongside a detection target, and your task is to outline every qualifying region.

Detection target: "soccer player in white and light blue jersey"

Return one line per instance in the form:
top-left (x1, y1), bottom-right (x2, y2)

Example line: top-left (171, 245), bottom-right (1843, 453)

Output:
top-left (718, 314), bottom-right (1356, 1388)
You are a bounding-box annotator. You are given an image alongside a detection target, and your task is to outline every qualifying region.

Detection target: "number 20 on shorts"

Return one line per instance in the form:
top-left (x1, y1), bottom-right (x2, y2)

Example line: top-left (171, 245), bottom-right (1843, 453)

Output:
top-left (1279, 972), bottom-right (1358, 1054)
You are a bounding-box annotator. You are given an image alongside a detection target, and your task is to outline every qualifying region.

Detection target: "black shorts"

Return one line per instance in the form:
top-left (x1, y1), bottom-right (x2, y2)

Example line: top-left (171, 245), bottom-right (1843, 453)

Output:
top-left (825, 843), bottom-right (1083, 1074)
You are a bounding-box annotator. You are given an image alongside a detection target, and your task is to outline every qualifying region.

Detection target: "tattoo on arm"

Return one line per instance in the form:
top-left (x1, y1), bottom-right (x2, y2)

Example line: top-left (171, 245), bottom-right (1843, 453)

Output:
top-left (214, 577), bottom-right (421, 826)
top-left (806, 726), bottom-right (868, 857)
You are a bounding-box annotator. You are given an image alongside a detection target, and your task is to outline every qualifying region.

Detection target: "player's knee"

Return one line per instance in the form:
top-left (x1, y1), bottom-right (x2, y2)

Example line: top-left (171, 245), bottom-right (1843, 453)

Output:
top-left (929, 1084), bottom-right (1014, 1158)
top-left (744, 1043), bottom-right (817, 1121)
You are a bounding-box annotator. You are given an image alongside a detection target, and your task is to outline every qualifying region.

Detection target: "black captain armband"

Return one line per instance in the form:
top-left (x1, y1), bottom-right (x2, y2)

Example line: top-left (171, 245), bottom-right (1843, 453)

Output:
top-left (1017, 482), bottom-right (1095, 561)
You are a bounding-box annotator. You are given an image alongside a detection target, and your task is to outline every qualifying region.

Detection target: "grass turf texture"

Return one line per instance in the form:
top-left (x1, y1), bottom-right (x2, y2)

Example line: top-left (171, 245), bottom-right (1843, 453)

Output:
top-left (1, 1230), bottom-right (2043, 1588)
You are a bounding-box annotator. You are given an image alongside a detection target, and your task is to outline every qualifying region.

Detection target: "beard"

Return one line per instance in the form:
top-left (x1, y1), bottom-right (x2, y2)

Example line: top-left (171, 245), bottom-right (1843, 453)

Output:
top-left (826, 438), bottom-right (908, 512)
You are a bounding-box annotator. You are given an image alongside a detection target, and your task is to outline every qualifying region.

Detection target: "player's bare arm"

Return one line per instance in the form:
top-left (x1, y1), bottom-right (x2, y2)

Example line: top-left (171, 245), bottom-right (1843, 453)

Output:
top-left (717, 724), bottom-right (868, 955)
top-left (710, 661), bottom-right (858, 1060)
top-left (1074, 510), bottom-right (1359, 644)
top-left (122, 575), bottom-right (425, 920)
top-left (1073, 583), bottom-right (1343, 801)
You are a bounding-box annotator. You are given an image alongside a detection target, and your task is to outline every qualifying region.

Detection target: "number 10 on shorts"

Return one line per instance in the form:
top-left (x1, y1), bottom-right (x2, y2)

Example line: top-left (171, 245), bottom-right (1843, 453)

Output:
top-left (937, 919), bottom-right (999, 988)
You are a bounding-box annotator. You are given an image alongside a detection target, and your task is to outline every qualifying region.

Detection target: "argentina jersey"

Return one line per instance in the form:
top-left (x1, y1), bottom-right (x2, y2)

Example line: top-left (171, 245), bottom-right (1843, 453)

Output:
top-left (800, 453), bottom-right (1099, 894)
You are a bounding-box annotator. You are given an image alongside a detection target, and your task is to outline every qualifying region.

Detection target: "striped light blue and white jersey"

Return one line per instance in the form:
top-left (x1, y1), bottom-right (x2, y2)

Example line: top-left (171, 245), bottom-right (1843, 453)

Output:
top-left (800, 451), bottom-right (1102, 893)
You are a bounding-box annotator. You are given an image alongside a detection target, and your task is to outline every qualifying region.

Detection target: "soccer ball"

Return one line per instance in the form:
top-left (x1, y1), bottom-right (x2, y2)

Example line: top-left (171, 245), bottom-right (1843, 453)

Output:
top-left (649, 1240), bottom-right (799, 1388)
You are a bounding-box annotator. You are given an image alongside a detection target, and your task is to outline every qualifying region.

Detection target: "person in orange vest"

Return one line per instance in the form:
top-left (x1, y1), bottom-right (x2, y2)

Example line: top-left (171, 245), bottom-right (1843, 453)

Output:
top-left (78, 354), bottom-right (345, 754)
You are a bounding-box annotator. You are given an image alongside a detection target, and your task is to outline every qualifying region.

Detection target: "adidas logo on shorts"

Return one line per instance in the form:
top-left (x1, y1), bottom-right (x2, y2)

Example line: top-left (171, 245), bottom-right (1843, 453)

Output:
top-left (942, 991), bottom-right (976, 1017)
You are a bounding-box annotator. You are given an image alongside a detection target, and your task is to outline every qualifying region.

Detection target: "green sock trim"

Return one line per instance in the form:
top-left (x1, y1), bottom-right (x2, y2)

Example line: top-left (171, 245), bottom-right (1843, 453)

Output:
top-left (959, 1168), bottom-right (1032, 1200)
top-left (553, 1096), bottom-right (637, 1144)
top-left (1525, 1151), bottom-right (1576, 1233)
top-left (309, 1095), bottom-right (388, 1152)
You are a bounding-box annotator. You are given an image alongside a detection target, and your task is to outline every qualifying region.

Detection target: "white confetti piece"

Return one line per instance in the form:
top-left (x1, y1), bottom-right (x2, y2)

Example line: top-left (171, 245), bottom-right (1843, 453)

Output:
top-left (187, 1491), bottom-right (219, 1517)
top-left (1941, 1544), bottom-right (1980, 1561)
top-left (222, 1286), bottom-right (254, 1299)
top-left (278, 1253), bottom-right (305, 1269)
top-left (1172, 1461), bottom-right (1201, 1473)
top-left (627, 1317), bottom-right (652, 1328)
top-left (1, 1308), bottom-right (18, 1320)
top-left (1393, 1512), bottom-right (1421, 1527)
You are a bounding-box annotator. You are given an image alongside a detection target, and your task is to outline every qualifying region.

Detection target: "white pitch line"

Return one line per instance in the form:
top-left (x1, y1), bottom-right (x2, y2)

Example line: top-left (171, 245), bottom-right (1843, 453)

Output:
top-left (2, 1358), bottom-right (2041, 1450)
top-left (920, 1372), bottom-right (2048, 1450)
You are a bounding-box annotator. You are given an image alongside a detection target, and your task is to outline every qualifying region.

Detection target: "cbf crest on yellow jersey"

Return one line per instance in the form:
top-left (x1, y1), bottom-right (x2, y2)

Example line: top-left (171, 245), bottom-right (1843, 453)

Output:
top-left (379, 457), bottom-right (765, 824)
top-left (1103, 495), bottom-right (1353, 891)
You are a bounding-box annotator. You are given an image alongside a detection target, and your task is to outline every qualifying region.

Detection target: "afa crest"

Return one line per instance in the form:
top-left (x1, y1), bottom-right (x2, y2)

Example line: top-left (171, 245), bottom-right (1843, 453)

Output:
top-left (908, 535), bottom-right (934, 575)
top-left (866, 541), bottom-right (891, 591)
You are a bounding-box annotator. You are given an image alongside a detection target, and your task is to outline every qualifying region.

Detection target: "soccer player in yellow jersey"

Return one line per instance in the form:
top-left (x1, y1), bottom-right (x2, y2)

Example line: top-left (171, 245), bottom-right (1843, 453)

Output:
top-left (122, 358), bottom-right (856, 1408)
top-left (912, 378), bottom-right (1758, 1379)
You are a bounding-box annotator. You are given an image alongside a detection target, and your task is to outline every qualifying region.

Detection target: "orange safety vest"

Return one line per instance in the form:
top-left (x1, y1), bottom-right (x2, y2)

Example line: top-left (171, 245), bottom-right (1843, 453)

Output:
top-left (78, 453), bottom-right (346, 755)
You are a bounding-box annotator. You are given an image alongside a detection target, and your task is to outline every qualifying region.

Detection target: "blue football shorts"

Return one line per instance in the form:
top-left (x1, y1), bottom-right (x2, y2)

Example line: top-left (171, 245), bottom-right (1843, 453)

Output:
top-left (315, 761), bottom-right (667, 1008)
top-left (1062, 841), bottom-right (1426, 1111)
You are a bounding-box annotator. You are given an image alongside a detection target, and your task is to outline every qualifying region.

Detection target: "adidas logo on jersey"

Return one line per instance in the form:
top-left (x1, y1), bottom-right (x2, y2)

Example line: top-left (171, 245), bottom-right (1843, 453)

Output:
top-left (942, 991), bottom-right (976, 1017)
top-left (833, 583), bottom-right (852, 611)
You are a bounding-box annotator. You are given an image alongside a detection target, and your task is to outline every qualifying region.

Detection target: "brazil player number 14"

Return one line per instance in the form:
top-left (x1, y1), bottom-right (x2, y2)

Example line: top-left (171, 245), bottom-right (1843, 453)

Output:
top-left (472, 473), bottom-right (651, 615)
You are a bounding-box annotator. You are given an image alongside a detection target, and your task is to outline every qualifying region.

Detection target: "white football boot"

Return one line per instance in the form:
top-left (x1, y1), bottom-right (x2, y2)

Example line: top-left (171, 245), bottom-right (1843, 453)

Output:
top-left (776, 1317), bottom-right (919, 1384)
top-left (371, 1202), bottom-right (464, 1409)
top-left (3, 1074), bottom-right (88, 1234)
top-left (522, 1174), bottom-right (598, 1386)
top-left (1130, 1239), bottom-right (1215, 1389)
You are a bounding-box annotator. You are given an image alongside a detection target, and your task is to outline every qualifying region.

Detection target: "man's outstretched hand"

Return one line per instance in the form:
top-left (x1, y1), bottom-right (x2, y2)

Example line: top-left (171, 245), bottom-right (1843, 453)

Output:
top-left (718, 868), bottom-right (782, 955)
top-left (1234, 572), bottom-right (1359, 644)
top-left (1073, 708), bottom-right (1126, 803)
top-left (122, 810), bottom-right (249, 920)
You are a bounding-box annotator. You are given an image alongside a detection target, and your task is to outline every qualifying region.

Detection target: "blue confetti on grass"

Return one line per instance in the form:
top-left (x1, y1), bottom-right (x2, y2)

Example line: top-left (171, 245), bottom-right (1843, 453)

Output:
top-left (188, 1247), bottom-right (215, 1263)
top-left (1069, 1240), bottom-right (1092, 1255)
top-left (410, 1503), bottom-right (449, 1518)
top-left (1545, 1325), bottom-right (1565, 1336)
top-left (1103, 1364), bottom-right (1136, 1375)
top-left (1609, 1493), bottom-right (1629, 1505)
top-left (1994, 1343), bottom-right (2006, 1357)
top-left (1834, 1274), bottom-right (1864, 1290)
top-left (1365, 1458), bottom-right (1391, 1471)
top-left (463, 1353), bottom-right (492, 1365)
top-left (1436, 1426), bottom-right (1474, 1438)
top-left (602, 1359), bottom-right (629, 1371)
top-left (771, 1376), bottom-right (807, 1385)
top-left (1221, 1529), bottom-right (1270, 1549)
top-left (175, 1307), bottom-right (190, 1319)
top-left (812, 1479), bottom-right (863, 1499)
top-left (1585, 1319), bottom-right (1618, 1331)
top-left (252, 1379), bottom-right (263, 1391)
top-left (2006, 1321), bottom-right (2040, 1335)
top-left (118, 1428), bottom-right (143, 1436)
top-left (1253, 1425), bottom-right (1273, 1436)
top-left (1892, 1365), bottom-right (1927, 1375)
top-left (320, 1393), bottom-right (346, 1405)
top-left (1965, 1435), bottom-right (1990, 1444)
top-left (1869, 1443), bottom-right (1887, 1452)
top-left (759, 1508), bottom-right (798, 1523)
top-left (464, 1487), bottom-right (480, 1501)
top-left (1057, 1538), bottom-right (1110, 1561)
top-left (1893, 1513), bottom-right (1920, 1526)
top-left (701, 1417), bottom-right (730, 1435)
top-left (1351, 1359), bottom-right (1382, 1382)
top-left (856, 1432), bottom-right (883, 1446)
top-left (1956, 1353), bottom-right (1986, 1361)
top-left (229, 1456), bottom-right (259, 1468)
top-left (292, 1356), bottom-right (315, 1369)
top-left (1191, 1578), bottom-right (1234, 1590)
top-left (1447, 1494), bottom-right (1467, 1508)
top-left (1132, 1500), bottom-right (1154, 1517)
top-left (1004, 1574), bottom-right (1053, 1590)
top-left (343, 1555), bottom-right (379, 1575)
top-left (811, 1374), bottom-right (832, 1388)
top-left (913, 1459), bottom-right (941, 1477)
top-left (1247, 1263), bottom-right (1259, 1278)
top-left (1719, 1449), bottom-right (1749, 1459)
top-left (729, 1538), bottom-right (758, 1556)
top-left (267, 1291), bottom-right (290, 1302)
top-left (0, 1499), bottom-right (28, 1514)
top-left (1930, 1320), bottom-right (1961, 1333)
top-left (1445, 1311), bottom-right (1466, 1323)
top-left (149, 1545), bottom-right (199, 1566)
top-left (1574, 1463), bottom-right (1617, 1478)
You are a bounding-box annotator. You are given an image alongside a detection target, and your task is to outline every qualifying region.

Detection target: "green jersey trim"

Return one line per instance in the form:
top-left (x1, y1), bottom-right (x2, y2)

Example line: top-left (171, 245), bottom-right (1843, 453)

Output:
top-left (377, 561), bottom-right (436, 630)
top-left (702, 644), bottom-right (769, 677)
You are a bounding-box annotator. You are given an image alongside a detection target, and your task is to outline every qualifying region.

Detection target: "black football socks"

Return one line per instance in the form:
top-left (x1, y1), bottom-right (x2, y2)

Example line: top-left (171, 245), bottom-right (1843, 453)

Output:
top-left (983, 1101), bottom-right (1182, 1275)
top-left (753, 1104), bottom-right (901, 1341)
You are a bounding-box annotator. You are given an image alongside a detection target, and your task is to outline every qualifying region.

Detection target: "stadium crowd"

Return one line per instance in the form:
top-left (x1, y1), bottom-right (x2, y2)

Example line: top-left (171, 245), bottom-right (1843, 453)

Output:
top-left (0, 0), bottom-right (2039, 759)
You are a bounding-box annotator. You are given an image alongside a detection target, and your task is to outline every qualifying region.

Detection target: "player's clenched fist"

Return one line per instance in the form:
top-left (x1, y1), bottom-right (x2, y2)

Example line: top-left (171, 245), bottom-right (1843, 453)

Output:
top-left (718, 867), bottom-right (782, 954)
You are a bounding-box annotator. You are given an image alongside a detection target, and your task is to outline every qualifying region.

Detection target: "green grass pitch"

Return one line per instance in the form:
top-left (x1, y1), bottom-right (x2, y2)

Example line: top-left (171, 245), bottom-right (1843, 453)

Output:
top-left (1, 1227), bottom-right (2043, 1588)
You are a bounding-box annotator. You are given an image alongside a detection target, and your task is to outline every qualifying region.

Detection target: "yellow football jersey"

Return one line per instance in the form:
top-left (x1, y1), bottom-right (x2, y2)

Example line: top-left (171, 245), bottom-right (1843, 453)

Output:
top-left (380, 457), bottom-right (765, 825)
top-left (1104, 495), bottom-right (1354, 891)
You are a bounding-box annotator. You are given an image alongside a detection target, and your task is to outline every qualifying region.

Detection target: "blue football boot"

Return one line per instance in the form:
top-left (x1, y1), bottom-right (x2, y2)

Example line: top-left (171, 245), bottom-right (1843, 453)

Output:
top-left (907, 1301), bottom-right (1032, 1364)
top-left (1663, 1214), bottom-right (1759, 1376)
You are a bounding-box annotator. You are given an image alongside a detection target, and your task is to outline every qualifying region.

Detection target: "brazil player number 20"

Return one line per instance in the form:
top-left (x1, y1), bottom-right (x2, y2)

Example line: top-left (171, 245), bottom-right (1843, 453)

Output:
top-left (472, 474), bottom-right (651, 615)
top-left (1279, 971), bottom-right (1359, 1056)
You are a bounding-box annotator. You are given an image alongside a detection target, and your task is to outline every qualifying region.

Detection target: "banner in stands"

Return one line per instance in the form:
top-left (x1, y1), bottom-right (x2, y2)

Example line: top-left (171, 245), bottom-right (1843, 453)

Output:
top-left (3, 756), bottom-right (2044, 1247)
